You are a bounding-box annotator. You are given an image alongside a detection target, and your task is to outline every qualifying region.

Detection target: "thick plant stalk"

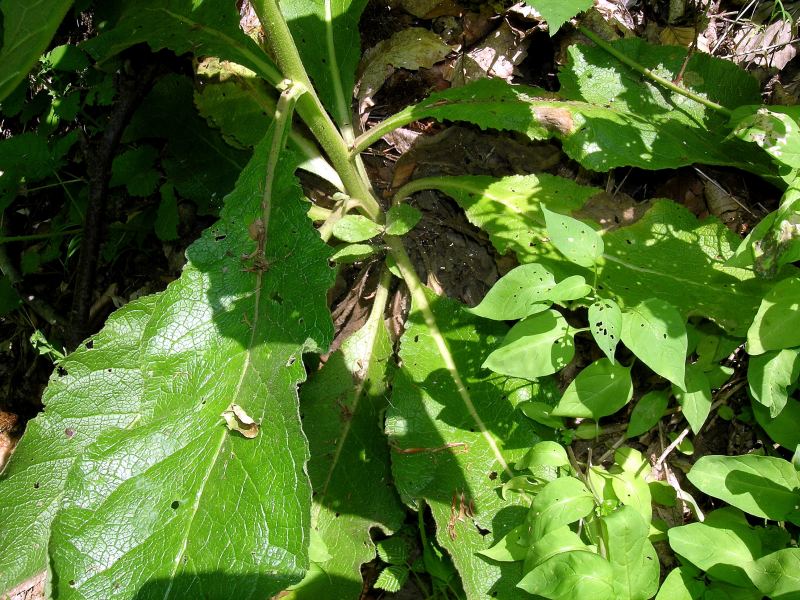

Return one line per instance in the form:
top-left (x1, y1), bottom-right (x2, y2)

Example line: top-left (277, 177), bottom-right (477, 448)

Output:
top-left (253, 0), bottom-right (381, 221)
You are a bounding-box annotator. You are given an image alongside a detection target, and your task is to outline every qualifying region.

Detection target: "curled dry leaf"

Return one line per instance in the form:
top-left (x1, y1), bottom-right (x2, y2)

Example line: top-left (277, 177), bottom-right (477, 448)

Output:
top-left (444, 21), bottom-right (531, 86)
top-left (357, 27), bottom-right (453, 120)
top-left (221, 403), bottom-right (260, 439)
top-left (731, 19), bottom-right (797, 70)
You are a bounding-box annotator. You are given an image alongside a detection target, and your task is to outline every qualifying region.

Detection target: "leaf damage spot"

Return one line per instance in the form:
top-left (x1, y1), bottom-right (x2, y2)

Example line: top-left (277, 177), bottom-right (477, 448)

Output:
top-left (533, 106), bottom-right (574, 136)
top-left (221, 403), bottom-right (260, 439)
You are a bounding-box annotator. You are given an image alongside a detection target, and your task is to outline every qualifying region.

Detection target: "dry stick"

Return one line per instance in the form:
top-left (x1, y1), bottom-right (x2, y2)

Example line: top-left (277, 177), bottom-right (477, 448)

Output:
top-left (68, 63), bottom-right (158, 349)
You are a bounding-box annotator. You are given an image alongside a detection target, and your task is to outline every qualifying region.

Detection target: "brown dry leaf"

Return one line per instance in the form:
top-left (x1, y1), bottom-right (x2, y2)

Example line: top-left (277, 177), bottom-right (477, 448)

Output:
top-left (221, 403), bottom-right (260, 439)
top-left (357, 27), bottom-right (453, 119)
top-left (444, 20), bottom-right (530, 86)
top-left (659, 25), bottom-right (711, 52)
top-left (731, 19), bottom-right (797, 69)
top-left (0, 410), bottom-right (19, 471)
top-left (573, 191), bottom-right (650, 231)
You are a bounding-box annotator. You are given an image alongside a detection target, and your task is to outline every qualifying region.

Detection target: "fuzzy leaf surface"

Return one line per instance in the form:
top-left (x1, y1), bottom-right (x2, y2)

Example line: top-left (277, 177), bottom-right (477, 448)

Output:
top-left (387, 292), bottom-right (541, 599)
top-left (289, 292), bottom-right (404, 598)
top-left (45, 132), bottom-right (335, 599)
top-left (0, 296), bottom-right (158, 592)
top-left (383, 40), bottom-right (774, 175)
top-left (84, 0), bottom-right (280, 85)
top-left (0, 0), bottom-right (74, 101)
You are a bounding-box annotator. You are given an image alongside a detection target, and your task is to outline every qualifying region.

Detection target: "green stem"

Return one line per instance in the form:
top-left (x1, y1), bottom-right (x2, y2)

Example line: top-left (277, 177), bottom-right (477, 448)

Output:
top-left (350, 104), bottom-right (421, 157)
top-left (385, 235), bottom-right (513, 477)
top-left (391, 177), bottom-right (449, 206)
top-left (254, 0), bottom-right (381, 221)
top-left (578, 27), bottom-right (732, 118)
top-left (0, 228), bottom-right (83, 244)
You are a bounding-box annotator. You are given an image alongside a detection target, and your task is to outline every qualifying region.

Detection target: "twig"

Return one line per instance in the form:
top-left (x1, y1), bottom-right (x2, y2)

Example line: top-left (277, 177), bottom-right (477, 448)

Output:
top-left (67, 61), bottom-right (158, 349)
top-left (597, 433), bottom-right (629, 464)
top-left (655, 425), bottom-right (690, 469)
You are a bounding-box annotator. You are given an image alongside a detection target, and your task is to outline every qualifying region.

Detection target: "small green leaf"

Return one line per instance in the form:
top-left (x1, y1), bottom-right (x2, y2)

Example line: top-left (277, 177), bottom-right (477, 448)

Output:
top-left (609, 471), bottom-right (652, 524)
top-left (602, 506), bottom-right (659, 600)
top-left (524, 0), bottom-right (594, 35)
top-left (374, 565), bottom-right (409, 593)
top-left (330, 243), bottom-right (377, 263)
top-left (527, 476), bottom-right (595, 540)
top-left (626, 389), bottom-right (670, 438)
top-left (523, 526), bottom-right (590, 570)
top-left (469, 263), bottom-right (556, 320)
top-left (518, 550), bottom-right (615, 599)
top-left (747, 277), bottom-right (800, 354)
top-left (589, 299), bottom-right (622, 363)
top-left (552, 358), bottom-right (633, 419)
top-left (517, 441), bottom-right (570, 470)
top-left (520, 401), bottom-right (564, 429)
top-left (483, 310), bottom-right (575, 379)
top-left (110, 146), bottom-right (160, 197)
top-left (621, 299), bottom-right (687, 390)
top-left (155, 184), bottom-right (179, 241)
top-left (331, 215), bottom-right (383, 242)
top-left (688, 454), bottom-right (800, 523)
top-left (674, 364), bottom-right (712, 434)
top-left (649, 481), bottom-right (677, 507)
top-left (478, 524), bottom-right (529, 562)
top-left (0, 276), bottom-right (21, 316)
top-left (385, 203), bottom-right (422, 236)
top-left (543, 206), bottom-right (603, 268)
top-left (547, 275), bottom-right (592, 303)
top-left (748, 348), bottom-right (800, 418)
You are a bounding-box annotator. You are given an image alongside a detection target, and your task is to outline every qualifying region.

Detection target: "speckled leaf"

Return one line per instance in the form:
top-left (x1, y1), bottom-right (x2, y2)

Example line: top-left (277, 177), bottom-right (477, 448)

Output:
top-left (84, 0), bottom-right (280, 85)
top-left (377, 39), bottom-right (775, 176)
top-left (37, 129), bottom-right (333, 598)
top-left (288, 285), bottom-right (404, 599)
top-left (0, 0), bottom-right (74, 101)
top-left (543, 206), bottom-right (603, 267)
top-left (589, 299), bottom-right (622, 363)
top-left (386, 291), bottom-right (542, 599)
top-left (278, 0), bottom-right (368, 130)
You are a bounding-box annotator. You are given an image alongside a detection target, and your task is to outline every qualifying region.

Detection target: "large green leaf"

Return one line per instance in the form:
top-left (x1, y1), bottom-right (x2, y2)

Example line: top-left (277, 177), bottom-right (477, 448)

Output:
top-left (83, 0), bottom-right (280, 85)
top-left (524, 0), bottom-right (593, 35)
top-left (528, 476), bottom-right (595, 540)
top-left (288, 282), bottom-right (404, 598)
top-left (0, 296), bottom-right (159, 592)
top-left (432, 176), bottom-right (780, 336)
top-left (688, 455), bottom-right (800, 524)
top-left (746, 548), bottom-right (800, 598)
top-left (668, 508), bottom-right (762, 588)
top-left (0, 0), bottom-right (74, 101)
top-left (367, 39), bottom-right (775, 176)
top-left (602, 506), bottom-right (659, 600)
top-left (386, 291), bottom-right (541, 599)
top-left (673, 363), bottom-right (712, 434)
top-left (40, 130), bottom-right (335, 597)
top-left (278, 0), bottom-right (368, 130)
